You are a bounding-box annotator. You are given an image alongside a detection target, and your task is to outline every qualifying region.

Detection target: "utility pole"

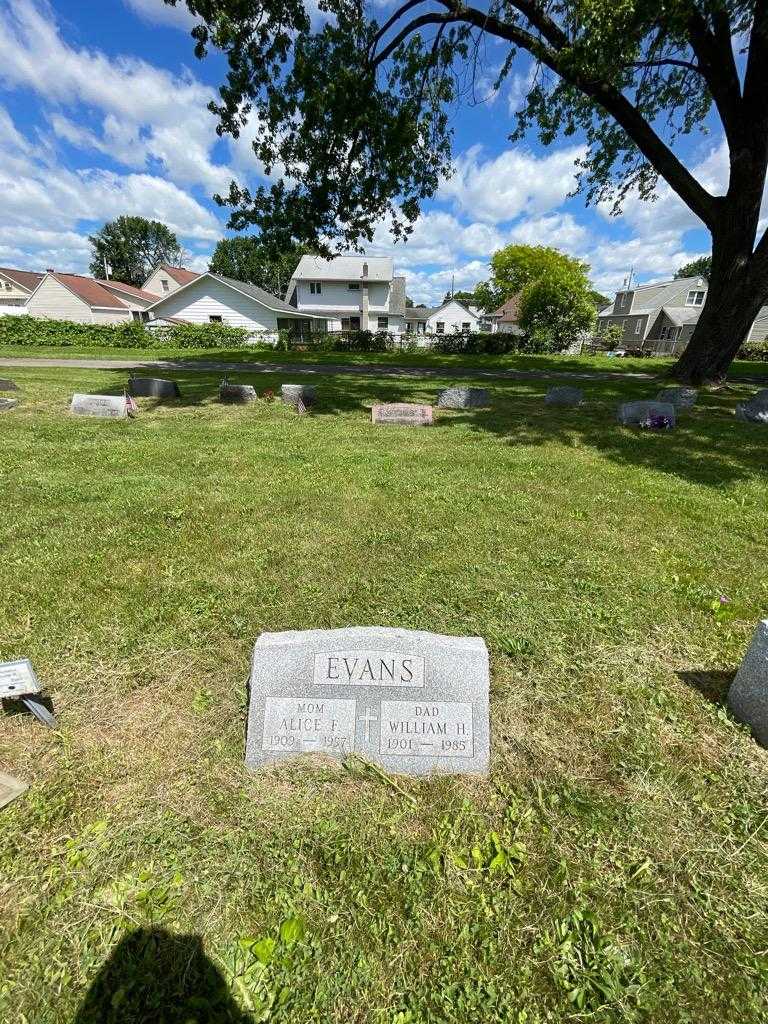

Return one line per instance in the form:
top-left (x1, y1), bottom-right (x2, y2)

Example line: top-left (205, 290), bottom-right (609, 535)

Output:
top-left (103, 257), bottom-right (111, 280)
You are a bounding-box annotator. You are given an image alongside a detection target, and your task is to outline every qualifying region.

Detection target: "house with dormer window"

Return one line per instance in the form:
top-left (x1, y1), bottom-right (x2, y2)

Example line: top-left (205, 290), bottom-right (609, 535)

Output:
top-left (285, 255), bottom-right (407, 333)
top-left (597, 276), bottom-right (712, 353)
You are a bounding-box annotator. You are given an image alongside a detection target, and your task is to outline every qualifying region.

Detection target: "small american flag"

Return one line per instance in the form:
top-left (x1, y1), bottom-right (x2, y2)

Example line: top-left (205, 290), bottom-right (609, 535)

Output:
top-left (125, 394), bottom-right (139, 417)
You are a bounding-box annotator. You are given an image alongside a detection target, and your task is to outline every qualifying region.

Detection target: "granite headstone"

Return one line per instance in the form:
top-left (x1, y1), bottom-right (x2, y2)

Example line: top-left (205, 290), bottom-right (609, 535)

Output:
top-left (0, 398), bottom-right (18, 412)
top-left (0, 772), bottom-right (28, 811)
top-left (281, 384), bottom-right (317, 409)
top-left (436, 387), bottom-right (490, 409)
top-left (0, 379), bottom-right (18, 391)
top-left (728, 619), bottom-right (768, 747)
top-left (735, 389), bottom-right (768, 425)
top-left (655, 386), bottom-right (698, 409)
top-left (128, 377), bottom-right (181, 399)
top-left (70, 394), bottom-right (134, 419)
top-left (545, 386), bottom-right (584, 406)
top-left (219, 382), bottom-right (257, 403)
top-left (617, 400), bottom-right (676, 428)
top-left (372, 403), bottom-right (433, 426)
top-left (245, 627), bottom-right (490, 776)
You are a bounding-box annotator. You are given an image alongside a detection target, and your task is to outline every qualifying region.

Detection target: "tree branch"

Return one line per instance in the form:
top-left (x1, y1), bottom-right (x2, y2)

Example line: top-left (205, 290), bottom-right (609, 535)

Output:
top-left (370, 0), bottom-right (431, 54)
top-left (372, 13), bottom-right (466, 67)
top-left (627, 58), bottom-right (701, 73)
top-left (686, 8), bottom-right (742, 142)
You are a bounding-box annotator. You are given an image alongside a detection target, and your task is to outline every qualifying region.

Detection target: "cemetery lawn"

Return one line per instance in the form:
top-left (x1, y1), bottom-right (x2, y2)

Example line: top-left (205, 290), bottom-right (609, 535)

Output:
top-left (1, 364), bottom-right (767, 1024)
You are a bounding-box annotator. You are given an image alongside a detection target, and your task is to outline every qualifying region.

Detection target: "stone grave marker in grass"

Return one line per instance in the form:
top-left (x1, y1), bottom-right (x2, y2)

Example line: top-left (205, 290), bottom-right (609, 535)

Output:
top-left (728, 619), bottom-right (768, 747)
top-left (372, 403), bottom-right (433, 426)
top-left (0, 379), bottom-right (18, 391)
top-left (282, 384), bottom-right (317, 412)
top-left (545, 386), bottom-right (584, 407)
top-left (617, 400), bottom-right (676, 429)
top-left (656, 387), bottom-right (698, 409)
top-left (128, 377), bottom-right (181, 399)
top-left (0, 398), bottom-right (18, 412)
top-left (70, 394), bottom-right (137, 419)
top-left (736, 389), bottom-right (768, 424)
top-left (0, 772), bottom-right (28, 811)
top-left (437, 387), bottom-right (490, 409)
top-left (0, 659), bottom-right (57, 728)
top-left (246, 627), bottom-right (490, 776)
top-left (219, 379), bottom-right (257, 403)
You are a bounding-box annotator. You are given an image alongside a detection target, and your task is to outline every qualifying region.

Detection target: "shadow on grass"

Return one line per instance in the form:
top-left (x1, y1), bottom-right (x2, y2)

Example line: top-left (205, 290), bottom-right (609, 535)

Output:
top-left (74, 927), bottom-right (247, 1024)
top-left (677, 669), bottom-right (736, 707)
top-left (90, 365), bottom-right (767, 487)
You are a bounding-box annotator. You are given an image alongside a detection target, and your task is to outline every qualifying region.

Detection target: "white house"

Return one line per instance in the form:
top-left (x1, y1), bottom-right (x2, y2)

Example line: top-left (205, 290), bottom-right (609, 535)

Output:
top-left (404, 299), bottom-right (495, 338)
top-left (285, 255), bottom-right (407, 333)
top-left (144, 271), bottom-right (326, 339)
top-left (26, 272), bottom-right (160, 323)
top-left (143, 263), bottom-right (201, 298)
top-left (0, 267), bottom-right (43, 315)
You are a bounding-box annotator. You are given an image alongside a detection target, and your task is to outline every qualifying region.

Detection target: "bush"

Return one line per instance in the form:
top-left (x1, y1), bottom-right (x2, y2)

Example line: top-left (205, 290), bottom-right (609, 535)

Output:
top-left (737, 339), bottom-right (768, 361)
top-left (0, 316), bottom-right (258, 350)
top-left (430, 331), bottom-right (537, 355)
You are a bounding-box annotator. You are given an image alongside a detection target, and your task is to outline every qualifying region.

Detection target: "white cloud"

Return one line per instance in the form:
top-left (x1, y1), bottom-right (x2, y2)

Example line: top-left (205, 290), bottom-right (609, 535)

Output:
top-left (123, 0), bottom-right (198, 29)
top-left (440, 144), bottom-right (585, 223)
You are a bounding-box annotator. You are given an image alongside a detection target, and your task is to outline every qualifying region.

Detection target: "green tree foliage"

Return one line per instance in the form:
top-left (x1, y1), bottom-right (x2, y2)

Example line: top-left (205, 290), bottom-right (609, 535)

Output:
top-left (474, 245), bottom-right (592, 312)
top-left (209, 237), bottom-right (313, 297)
top-left (442, 289), bottom-right (479, 307)
top-left (675, 256), bottom-right (712, 280)
top-left (518, 272), bottom-right (596, 351)
top-left (89, 216), bottom-right (182, 288)
top-left (589, 290), bottom-right (611, 310)
top-left (173, 0), bottom-right (768, 383)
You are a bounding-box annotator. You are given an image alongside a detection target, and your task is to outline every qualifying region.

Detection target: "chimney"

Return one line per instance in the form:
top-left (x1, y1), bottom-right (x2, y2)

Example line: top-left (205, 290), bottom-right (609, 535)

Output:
top-left (361, 262), bottom-right (369, 329)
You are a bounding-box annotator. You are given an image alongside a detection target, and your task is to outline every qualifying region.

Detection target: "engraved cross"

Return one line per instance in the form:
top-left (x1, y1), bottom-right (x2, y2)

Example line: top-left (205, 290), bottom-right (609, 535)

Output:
top-left (358, 705), bottom-right (379, 743)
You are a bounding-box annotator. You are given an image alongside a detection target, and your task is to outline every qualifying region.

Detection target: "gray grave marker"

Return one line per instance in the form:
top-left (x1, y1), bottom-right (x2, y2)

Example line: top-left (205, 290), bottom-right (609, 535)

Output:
top-left (282, 384), bottom-right (317, 409)
top-left (0, 772), bottom-right (28, 811)
top-left (246, 627), bottom-right (490, 776)
top-left (728, 619), bottom-right (768, 746)
top-left (71, 394), bottom-right (134, 419)
top-left (0, 379), bottom-right (19, 391)
top-left (128, 377), bottom-right (181, 399)
top-left (0, 398), bottom-right (18, 412)
top-left (545, 386), bottom-right (584, 407)
top-left (437, 387), bottom-right (490, 409)
top-left (372, 403), bottom-right (433, 427)
top-left (736, 389), bottom-right (768, 424)
top-left (617, 400), bottom-right (676, 428)
top-left (0, 659), bottom-right (56, 728)
top-left (219, 381), bottom-right (257, 403)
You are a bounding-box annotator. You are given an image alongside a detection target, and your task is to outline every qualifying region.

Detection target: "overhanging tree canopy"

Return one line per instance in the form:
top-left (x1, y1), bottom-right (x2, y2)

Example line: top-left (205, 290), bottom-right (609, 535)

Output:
top-left (171, 0), bottom-right (768, 383)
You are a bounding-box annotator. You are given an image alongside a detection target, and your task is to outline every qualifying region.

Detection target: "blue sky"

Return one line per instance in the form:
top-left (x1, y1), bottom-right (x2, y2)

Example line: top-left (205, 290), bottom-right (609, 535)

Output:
top-left (0, 0), bottom-right (721, 303)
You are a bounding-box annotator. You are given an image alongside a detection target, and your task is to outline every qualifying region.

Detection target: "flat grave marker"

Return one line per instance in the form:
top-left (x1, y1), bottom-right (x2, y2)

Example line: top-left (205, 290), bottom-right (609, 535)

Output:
top-left (0, 772), bottom-right (28, 811)
top-left (70, 394), bottom-right (136, 419)
top-left (246, 627), bottom-right (490, 776)
top-left (0, 659), bottom-right (57, 729)
top-left (0, 398), bottom-right (18, 412)
top-left (372, 403), bottom-right (433, 427)
top-left (128, 377), bottom-right (181, 399)
top-left (0, 379), bottom-right (19, 391)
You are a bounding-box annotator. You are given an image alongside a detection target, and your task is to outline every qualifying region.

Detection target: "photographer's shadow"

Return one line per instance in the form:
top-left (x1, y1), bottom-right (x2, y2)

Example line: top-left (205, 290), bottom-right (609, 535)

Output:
top-left (74, 927), bottom-right (248, 1023)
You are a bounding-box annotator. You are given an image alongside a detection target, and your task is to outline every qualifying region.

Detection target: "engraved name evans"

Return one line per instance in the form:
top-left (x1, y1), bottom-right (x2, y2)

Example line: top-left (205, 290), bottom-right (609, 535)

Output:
top-left (313, 650), bottom-right (425, 688)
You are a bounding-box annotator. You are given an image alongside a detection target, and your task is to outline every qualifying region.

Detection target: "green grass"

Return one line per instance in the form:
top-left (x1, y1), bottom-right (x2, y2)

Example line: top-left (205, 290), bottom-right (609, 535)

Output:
top-left (1, 365), bottom-right (767, 1023)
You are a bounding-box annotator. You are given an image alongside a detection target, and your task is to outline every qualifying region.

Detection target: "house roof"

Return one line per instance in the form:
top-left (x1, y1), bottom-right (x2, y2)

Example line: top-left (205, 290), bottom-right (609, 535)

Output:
top-left (658, 305), bottom-right (703, 327)
top-left (145, 271), bottom-right (325, 318)
top-left (49, 273), bottom-right (130, 309)
top-left (96, 279), bottom-right (159, 303)
top-left (598, 275), bottom-right (707, 317)
top-left (157, 264), bottom-right (201, 286)
top-left (0, 267), bottom-right (44, 292)
top-left (404, 305), bottom-right (437, 320)
top-left (493, 295), bottom-right (521, 322)
top-left (292, 255), bottom-right (394, 282)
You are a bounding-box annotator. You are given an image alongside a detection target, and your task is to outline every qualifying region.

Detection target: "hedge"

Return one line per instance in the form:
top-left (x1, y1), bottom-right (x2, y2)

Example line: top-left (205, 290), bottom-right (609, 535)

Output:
top-left (0, 316), bottom-right (260, 350)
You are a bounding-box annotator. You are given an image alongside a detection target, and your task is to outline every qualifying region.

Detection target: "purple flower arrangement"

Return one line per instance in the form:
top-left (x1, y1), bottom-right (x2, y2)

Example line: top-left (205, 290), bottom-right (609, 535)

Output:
top-left (640, 414), bottom-right (672, 430)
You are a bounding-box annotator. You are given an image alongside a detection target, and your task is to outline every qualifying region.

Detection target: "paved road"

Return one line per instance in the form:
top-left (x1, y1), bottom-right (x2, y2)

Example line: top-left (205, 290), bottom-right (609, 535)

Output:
top-left (0, 355), bottom-right (763, 385)
top-left (0, 355), bottom-right (660, 382)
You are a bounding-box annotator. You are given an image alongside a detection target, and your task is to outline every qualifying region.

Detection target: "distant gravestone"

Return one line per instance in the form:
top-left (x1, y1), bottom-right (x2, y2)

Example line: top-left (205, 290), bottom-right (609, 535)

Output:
top-left (0, 398), bottom-right (18, 412)
top-left (437, 387), bottom-right (490, 409)
top-left (281, 384), bottom-right (317, 410)
top-left (128, 377), bottom-right (181, 399)
top-left (70, 394), bottom-right (135, 419)
top-left (0, 658), bottom-right (56, 728)
top-left (0, 379), bottom-right (18, 391)
top-left (219, 382), bottom-right (257, 403)
top-left (545, 386), bottom-right (584, 407)
top-left (617, 400), bottom-right (676, 428)
top-left (735, 389), bottom-right (768, 424)
top-left (0, 772), bottom-right (28, 811)
top-left (246, 627), bottom-right (490, 776)
top-left (372, 403), bottom-right (433, 427)
top-left (728, 619), bottom-right (768, 747)
top-left (656, 386), bottom-right (698, 409)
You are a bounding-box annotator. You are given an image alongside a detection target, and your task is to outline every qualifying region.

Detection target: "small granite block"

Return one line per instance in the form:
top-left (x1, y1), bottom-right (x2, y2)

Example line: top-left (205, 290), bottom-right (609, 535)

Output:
top-left (436, 387), bottom-right (490, 409)
top-left (281, 384), bottom-right (317, 408)
top-left (0, 379), bottom-right (19, 391)
top-left (0, 772), bottom-right (28, 811)
top-left (372, 403), bottom-right (433, 426)
top-left (70, 394), bottom-right (133, 419)
top-left (728, 619), bottom-right (768, 747)
top-left (246, 626), bottom-right (490, 776)
top-left (617, 400), bottom-right (676, 428)
top-left (0, 659), bottom-right (42, 700)
top-left (128, 377), bottom-right (181, 399)
top-left (219, 383), bottom-right (257, 403)
top-left (656, 386), bottom-right (698, 409)
top-left (736, 389), bottom-right (768, 424)
top-left (545, 386), bottom-right (584, 406)
top-left (0, 398), bottom-right (18, 412)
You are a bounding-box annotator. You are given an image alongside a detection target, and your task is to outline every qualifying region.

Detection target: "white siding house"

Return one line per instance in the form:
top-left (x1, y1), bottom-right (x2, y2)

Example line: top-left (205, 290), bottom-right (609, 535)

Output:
top-left (143, 264), bottom-right (201, 298)
top-left (286, 255), bottom-right (407, 333)
top-left (26, 273), bottom-right (158, 323)
top-left (405, 299), bottom-right (491, 340)
top-left (144, 272), bottom-right (325, 339)
top-left (0, 267), bottom-right (43, 313)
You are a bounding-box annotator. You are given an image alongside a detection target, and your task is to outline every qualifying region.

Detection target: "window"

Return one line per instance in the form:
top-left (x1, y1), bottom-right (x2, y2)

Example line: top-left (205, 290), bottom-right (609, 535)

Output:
top-left (309, 282), bottom-right (322, 295)
top-left (348, 282), bottom-right (360, 290)
top-left (436, 322), bottom-right (445, 334)
top-left (4, 282), bottom-right (11, 291)
top-left (209, 315), bottom-right (223, 323)
top-left (377, 316), bottom-right (389, 330)
top-left (131, 311), bottom-right (142, 322)
top-left (686, 290), bottom-right (705, 306)
top-left (461, 322), bottom-right (471, 332)
top-left (161, 279), bottom-right (169, 292)
top-left (634, 320), bottom-right (641, 335)
top-left (341, 316), bottom-right (360, 331)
